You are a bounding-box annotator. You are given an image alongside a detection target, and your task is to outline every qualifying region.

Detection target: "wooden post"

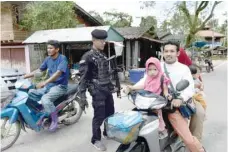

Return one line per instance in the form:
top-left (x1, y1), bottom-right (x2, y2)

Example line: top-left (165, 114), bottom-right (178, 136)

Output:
top-left (61, 44), bottom-right (64, 55)
top-left (25, 45), bottom-right (31, 73)
top-left (126, 40), bottom-right (131, 70)
top-left (133, 41), bottom-right (139, 68)
top-left (122, 43), bottom-right (125, 70)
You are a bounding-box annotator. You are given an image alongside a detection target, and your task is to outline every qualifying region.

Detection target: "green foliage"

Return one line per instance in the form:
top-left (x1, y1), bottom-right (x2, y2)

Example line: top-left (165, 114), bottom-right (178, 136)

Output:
top-left (177, 1), bottom-right (222, 47)
top-left (20, 1), bottom-right (77, 31)
top-left (103, 11), bottom-right (133, 27)
top-left (89, 10), bottom-right (133, 27)
top-left (140, 16), bottom-right (157, 28)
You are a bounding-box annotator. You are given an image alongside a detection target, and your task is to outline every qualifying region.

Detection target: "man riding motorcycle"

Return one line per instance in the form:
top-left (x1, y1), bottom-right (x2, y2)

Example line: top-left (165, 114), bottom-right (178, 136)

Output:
top-left (23, 40), bottom-right (69, 132)
top-left (133, 41), bottom-right (206, 152)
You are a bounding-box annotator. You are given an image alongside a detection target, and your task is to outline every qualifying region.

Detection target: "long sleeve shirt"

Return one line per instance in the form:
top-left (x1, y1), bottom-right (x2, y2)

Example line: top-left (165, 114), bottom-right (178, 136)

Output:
top-left (134, 61), bottom-right (195, 101)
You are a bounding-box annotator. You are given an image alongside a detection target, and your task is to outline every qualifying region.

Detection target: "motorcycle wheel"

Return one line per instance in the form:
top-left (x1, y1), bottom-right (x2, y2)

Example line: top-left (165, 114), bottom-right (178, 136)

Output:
top-left (1, 118), bottom-right (21, 151)
top-left (206, 66), bottom-right (210, 73)
top-left (176, 146), bottom-right (188, 152)
top-left (211, 66), bottom-right (214, 71)
top-left (130, 141), bottom-right (149, 152)
top-left (62, 100), bottom-right (83, 125)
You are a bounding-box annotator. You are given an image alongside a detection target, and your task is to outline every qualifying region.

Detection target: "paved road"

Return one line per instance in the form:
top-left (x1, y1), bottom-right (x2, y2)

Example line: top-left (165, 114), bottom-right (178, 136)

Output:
top-left (3, 61), bottom-right (227, 152)
top-left (201, 61), bottom-right (227, 152)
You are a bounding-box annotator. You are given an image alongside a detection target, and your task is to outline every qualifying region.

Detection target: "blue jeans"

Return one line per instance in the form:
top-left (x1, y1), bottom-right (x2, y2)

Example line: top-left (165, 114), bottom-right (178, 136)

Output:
top-left (28, 85), bottom-right (67, 114)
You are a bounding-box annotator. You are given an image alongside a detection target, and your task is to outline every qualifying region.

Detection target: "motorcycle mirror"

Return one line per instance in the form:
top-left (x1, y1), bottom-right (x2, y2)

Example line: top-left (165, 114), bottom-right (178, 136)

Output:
top-left (176, 79), bottom-right (189, 92)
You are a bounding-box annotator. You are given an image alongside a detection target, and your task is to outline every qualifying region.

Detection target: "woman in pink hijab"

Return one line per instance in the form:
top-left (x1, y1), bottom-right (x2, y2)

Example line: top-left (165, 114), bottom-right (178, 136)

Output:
top-left (128, 57), bottom-right (172, 137)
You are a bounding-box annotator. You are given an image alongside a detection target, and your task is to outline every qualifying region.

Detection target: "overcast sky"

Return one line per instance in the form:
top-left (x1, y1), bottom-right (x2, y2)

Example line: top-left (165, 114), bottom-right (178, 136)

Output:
top-left (75, 0), bottom-right (228, 27)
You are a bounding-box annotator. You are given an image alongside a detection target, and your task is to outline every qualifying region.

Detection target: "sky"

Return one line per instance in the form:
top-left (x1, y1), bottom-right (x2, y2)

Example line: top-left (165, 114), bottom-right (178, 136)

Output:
top-left (75, 0), bottom-right (228, 27)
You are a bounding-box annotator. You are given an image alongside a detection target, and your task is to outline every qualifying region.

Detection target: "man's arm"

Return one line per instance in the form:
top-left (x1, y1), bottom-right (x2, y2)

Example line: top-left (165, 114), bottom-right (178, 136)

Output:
top-left (24, 69), bottom-right (43, 79)
top-left (44, 58), bottom-right (68, 84)
top-left (37, 58), bottom-right (68, 88)
top-left (44, 70), bottom-right (62, 85)
top-left (24, 73), bottom-right (35, 79)
top-left (180, 67), bottom-right (195, 101)
top-left (78, 55), bottom-right (91, 99)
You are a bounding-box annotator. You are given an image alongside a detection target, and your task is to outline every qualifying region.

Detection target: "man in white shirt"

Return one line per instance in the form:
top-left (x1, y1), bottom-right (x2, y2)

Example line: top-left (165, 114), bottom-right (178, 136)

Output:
top-left (132, 41), bottom-right (205, 152)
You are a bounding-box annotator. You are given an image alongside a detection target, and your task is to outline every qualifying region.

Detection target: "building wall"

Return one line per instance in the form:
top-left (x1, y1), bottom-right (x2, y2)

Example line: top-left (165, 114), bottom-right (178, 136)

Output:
top-left (1, 46), bottom-right (26, 72)
top-left (29, 44), bottom-right (47, 71)
top-left (1, 2), bottom-right (28, 41)
top-left (1, 3), bottom-right (14, 40)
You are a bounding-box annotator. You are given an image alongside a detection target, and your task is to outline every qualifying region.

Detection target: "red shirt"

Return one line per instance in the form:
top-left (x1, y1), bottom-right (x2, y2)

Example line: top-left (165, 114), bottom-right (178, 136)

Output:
top-left (177, 48), bottom-right (203, 81)
top-left (178, 48), bottom-right (192, 66)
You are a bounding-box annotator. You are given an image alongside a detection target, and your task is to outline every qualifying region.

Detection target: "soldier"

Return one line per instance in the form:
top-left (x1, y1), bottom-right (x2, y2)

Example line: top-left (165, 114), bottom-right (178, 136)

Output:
top-left (78, 29), bottom-right (115, 151)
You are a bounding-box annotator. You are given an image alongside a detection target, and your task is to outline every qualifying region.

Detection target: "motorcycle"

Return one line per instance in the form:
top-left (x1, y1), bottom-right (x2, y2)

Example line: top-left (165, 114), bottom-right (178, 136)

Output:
top-left (0, 77), bottom-right (83, 151)
top-left (109, 80), bottom-right (190, 152)
top-left (71, 69), bottom-right (80, 83)
top-left (204, 58), bottom-right (214, 73)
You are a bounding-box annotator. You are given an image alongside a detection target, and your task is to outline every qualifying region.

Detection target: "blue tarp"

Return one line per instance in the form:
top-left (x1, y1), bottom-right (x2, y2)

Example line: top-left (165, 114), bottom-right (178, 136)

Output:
top-left (191, 41), bottom-right (208, 48)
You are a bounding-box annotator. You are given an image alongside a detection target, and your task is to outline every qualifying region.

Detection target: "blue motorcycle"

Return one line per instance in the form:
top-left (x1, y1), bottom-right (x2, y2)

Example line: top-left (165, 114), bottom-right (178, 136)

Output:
top-left (1, 78), bottom-right (83, 151)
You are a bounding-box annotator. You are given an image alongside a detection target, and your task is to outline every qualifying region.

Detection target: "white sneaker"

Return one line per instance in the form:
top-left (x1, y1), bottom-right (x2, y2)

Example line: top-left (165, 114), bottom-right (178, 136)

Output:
top-left (92, 141), bottom-right (107, 151)
top-left (103, 135), bottom-right (110, 140)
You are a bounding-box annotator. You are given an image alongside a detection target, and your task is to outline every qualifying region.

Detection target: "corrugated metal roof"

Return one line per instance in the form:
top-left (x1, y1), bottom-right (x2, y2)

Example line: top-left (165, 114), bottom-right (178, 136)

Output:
top-left (161, 34), bottom-right (185, 42)
top-left (196, 30), bottom-right (225, 38)
top-left (115, 27), bottom-right (149, 39)
top-left (23, 26), bottom-right (124, 44)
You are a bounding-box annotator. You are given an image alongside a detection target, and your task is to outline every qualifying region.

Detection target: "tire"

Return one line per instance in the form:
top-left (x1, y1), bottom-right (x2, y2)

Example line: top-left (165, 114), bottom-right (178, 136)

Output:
top-left (1, 118), bottom-right (21, 151)
top-left (206, 66), bottom-right (210, 73)
top-left (176, 146), bottom-right (187, 152)
top-left (130, 141), bottom-right (149, 152)
top-left (62, 100), bottom-right (83, 125)
top-left (211, 66), bottom-right (214, 71)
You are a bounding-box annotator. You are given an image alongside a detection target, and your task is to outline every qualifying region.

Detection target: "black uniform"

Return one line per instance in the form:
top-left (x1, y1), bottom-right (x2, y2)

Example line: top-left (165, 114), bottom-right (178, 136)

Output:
top-left (78, 29), bottom-right (115, 144)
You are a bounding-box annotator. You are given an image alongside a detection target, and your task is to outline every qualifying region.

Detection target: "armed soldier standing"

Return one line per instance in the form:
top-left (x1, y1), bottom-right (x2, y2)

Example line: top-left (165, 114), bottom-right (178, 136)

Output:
top-left (78, 29), bottom-right (115, 151)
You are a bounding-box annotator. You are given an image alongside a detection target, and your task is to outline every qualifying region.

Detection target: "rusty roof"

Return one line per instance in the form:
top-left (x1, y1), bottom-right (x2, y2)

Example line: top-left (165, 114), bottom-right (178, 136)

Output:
top-left (196, 30), bottom-right (225, 38)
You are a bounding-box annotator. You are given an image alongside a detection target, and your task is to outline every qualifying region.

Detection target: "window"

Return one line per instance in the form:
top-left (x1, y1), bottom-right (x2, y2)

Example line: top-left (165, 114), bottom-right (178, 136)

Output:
top-left (34, 44), bottom-right (47, 51)
top-left (12, 4), bottom-right (19, 24)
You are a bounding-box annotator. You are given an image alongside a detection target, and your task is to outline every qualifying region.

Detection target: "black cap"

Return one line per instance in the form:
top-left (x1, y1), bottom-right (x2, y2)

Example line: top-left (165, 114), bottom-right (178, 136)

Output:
top-left (91, 29), bottom-right (108, 39)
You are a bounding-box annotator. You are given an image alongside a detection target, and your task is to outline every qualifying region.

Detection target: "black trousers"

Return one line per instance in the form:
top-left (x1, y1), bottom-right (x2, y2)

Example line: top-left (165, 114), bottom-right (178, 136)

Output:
top-left (91, 90), bottom-right (115, 144)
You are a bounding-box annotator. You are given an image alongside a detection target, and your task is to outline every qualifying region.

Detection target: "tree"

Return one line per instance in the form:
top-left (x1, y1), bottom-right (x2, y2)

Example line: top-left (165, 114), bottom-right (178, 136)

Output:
top-left (207, 18), bottom-right (220, 32)
top-left (103, 11), bottom-right (132, 27)
top-left (139, 1), bottom-right (155, 10)
top-left (160, 20), bottom-right (171, 32)
top-left (20, 1), bottom-right (77, 31)
top-left (89, 10), bottom-right (105, 24)
top-left (178, 1), bottom-right (222, 47)
top-left (140, 16), bottom-right (157, 29)
top-left (219, 12), bottom-right (227, 47)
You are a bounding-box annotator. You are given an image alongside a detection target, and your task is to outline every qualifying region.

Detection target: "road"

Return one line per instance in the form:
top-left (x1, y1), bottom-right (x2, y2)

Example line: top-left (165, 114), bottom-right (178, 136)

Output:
top-left (201, 61), bottom-right (227, 152)
top-left (4, 61), bottom-right (227, 152)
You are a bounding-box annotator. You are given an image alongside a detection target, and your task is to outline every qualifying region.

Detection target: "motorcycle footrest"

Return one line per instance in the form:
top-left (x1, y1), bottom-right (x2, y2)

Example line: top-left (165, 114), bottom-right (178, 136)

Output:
top-left (36, 114), bottom-right (47, 126)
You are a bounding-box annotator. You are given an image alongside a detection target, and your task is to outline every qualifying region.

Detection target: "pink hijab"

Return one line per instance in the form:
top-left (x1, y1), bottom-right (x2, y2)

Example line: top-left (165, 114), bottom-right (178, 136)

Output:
top-left (144, 57), bottom-right (170, 95)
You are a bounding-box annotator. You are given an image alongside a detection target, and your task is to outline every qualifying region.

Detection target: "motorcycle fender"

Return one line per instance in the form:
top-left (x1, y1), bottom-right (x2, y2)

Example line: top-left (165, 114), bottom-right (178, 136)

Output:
top-left (1, 108), bottom-right (19, 124)
top-left (18, 115), bottom-right (27, 132)
top-left (139, 119), bottom-right (160, 152)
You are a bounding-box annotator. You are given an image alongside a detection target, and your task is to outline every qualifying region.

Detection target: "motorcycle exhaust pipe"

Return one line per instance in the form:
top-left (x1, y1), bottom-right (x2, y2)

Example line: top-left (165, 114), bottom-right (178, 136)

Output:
top-left (58, 113), bottom-right (69, 122)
